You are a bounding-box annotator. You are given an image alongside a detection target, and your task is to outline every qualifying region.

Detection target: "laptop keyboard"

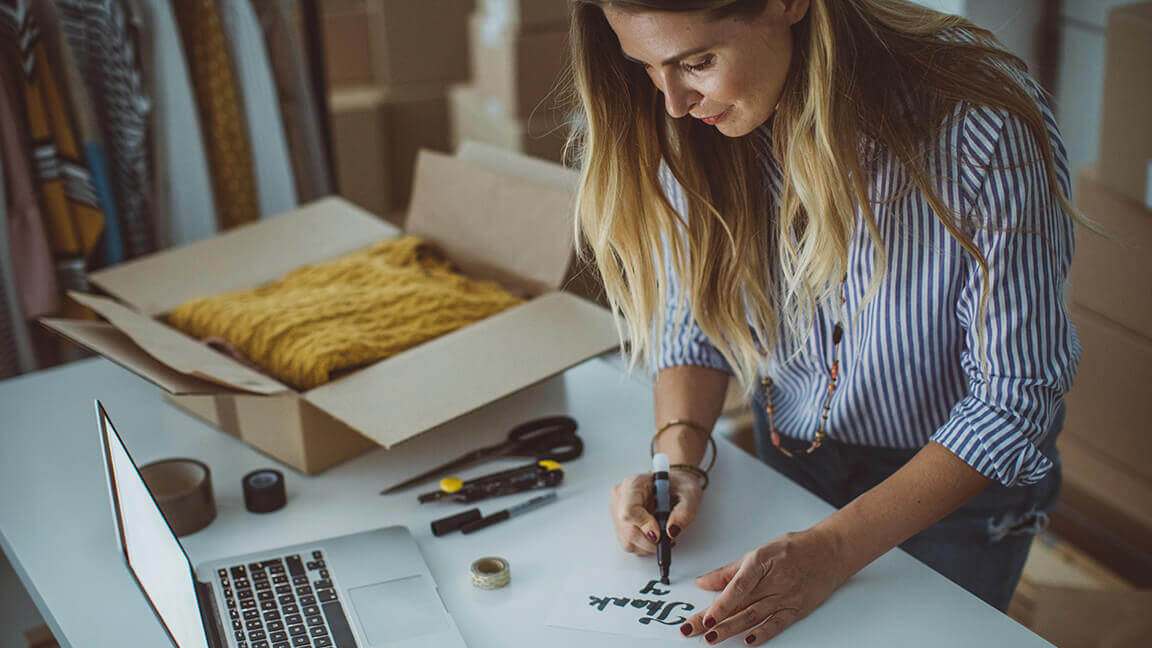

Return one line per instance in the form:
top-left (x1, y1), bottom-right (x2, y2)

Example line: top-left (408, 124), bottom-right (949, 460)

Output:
top-left (217, 550), bottom-right (356, 648)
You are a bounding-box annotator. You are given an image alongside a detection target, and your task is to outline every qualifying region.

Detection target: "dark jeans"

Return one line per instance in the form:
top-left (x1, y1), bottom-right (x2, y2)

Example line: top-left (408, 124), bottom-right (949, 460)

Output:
top-left (751, 395), bottom-right (1063, 611)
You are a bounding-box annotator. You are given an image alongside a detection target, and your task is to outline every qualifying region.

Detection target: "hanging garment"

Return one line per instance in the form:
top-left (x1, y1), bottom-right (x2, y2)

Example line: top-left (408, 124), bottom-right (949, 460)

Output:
top-left (254, 0), bottom-right (331, 203)
top-left (29, 0), bottom-right (124, 266)
top-left (0, 36), bottom-right (60, 323)
top-left (172, 0), bottom-right (260, 230)
top-left (218, 0), bottom-right (297, 218)
top-left (0, 125), bottom-right (35, 377)
top-left (126, 0), bottom-right (217, 248)
top-left (0, 0), bottom-right (103, 318)
top-left (54, 0), bottom-right (154, 258)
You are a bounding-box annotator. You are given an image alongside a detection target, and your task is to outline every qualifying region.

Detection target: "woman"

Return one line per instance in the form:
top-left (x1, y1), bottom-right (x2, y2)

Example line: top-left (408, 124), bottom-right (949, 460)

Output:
top-left (568, 0), bottom-right (1081, 644)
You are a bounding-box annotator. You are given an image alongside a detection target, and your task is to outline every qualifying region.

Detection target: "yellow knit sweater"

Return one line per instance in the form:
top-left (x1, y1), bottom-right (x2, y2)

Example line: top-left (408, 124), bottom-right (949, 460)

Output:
top-left (167, 236), bottom-right (522, 390)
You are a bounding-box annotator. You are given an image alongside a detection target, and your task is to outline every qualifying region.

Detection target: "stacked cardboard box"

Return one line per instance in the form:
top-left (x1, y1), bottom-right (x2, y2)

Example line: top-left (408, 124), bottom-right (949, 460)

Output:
top-left (1006, 532), bottom-right (1143, 647)
top-left (1097, 3), bottom-right (1152, 210)
top-left (450, 0), bottom-right (572, 164)
top-left (1055, 4), bottom-right (1152, 588)
top-left (324, 0), bottom-right (472, 220)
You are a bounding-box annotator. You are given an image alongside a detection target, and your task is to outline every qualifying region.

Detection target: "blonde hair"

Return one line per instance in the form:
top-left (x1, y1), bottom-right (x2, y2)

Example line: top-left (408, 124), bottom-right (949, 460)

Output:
top-left (565, 0), bottom-right (1083, 393)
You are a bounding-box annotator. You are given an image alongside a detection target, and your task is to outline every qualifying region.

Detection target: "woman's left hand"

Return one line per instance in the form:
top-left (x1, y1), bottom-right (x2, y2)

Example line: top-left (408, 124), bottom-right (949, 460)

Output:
top-left (681, 527), bottom-right (850, 645)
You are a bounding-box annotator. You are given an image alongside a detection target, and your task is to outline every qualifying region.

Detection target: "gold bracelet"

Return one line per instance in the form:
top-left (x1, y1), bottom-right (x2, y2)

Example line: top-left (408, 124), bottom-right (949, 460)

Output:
top-left (650, 419), bottom-right (717, 473)
top-left (657, 418), bottom-right (710, 437)
top-left (670, 464), bottom-right (709, 490)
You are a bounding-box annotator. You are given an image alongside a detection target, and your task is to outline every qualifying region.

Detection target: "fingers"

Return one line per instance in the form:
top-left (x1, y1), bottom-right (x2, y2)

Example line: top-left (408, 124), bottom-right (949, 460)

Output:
top-left (703, 557), bottom-right (770, 625)
top-left (679, 559), bottom-right (740, 638)
top-left (693, 558), bottom-right (740, 591)
top-left (625, 504), bottom-right (658, 553)
top-left (610, 476), bottom-right (658, 554)
top-left (694, 603), bottom-right (797, 646)
top-left (741, 607), bottom-right (799, 646)
top-left (705, 595), bottom-right (794, 645)
top-left (666, 477), bottom-right (701, 539)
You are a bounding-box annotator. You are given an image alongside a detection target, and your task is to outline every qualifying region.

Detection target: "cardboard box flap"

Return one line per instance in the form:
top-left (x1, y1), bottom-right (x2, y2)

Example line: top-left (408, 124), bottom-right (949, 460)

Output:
top-left (90, 197), bottom-right (400, 316)
top-left (457, 140), bottom-right (578, 191)
top-left (302, 292), bottom-right (619, 448)
top-left (39, 319), bottom-right (226, 395)
top-left (69, 292), bottom-right (288, 395)
top-left (405, 150), bottom-right (575, 294)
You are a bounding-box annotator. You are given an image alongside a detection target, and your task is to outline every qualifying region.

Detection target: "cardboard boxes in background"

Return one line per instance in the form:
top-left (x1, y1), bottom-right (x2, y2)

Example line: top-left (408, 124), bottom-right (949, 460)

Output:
top-left (42, 148), bottom-right (619, 475)
top-left (450, 86), bottom-right (567, 164)
top-left (1068, 168), bottom-right (1152, 340)
top-left (478, 0), bottom-right (571, 31)
top-left (323, 0), bottom-right (470, 214)
top-left (322, 0), bottom-right (472, 87)
top-left (324, 0), bottom-right (576, 215)
top-left (1006, 532), bottom-right (1145, 648)
top-left (1058, 167), bottom-right (1152, 586)
top-left (451, 1), bottom-right (573, 165)
top-left (1097, 3), bottom-right (1152, 206)
top-left (328, 88), bottom-right (392, 219)
top-left (330, 85), bottom-right (452, 222)
top-left (468, 11), bottom-right (570, 120)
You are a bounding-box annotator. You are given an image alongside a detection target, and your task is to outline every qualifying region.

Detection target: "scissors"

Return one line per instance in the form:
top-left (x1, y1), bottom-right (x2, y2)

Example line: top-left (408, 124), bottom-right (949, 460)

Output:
top-left (379, 415), bottom-right (582, 494)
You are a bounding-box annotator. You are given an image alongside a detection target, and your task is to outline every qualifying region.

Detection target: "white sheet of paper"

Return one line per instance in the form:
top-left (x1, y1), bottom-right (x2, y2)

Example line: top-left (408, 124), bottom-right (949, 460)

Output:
top-left (545, 566), bottom-right (718, 640)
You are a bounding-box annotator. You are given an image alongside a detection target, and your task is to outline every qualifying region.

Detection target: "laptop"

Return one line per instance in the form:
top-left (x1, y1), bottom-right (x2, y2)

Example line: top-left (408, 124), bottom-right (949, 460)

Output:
top-left (96, 401), bottom-right (468, 648)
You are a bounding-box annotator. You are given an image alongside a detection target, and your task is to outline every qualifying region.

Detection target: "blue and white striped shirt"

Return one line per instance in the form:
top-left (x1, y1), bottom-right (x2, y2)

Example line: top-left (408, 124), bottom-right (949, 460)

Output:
top-left (657, 81), bottom-right (1080, 488)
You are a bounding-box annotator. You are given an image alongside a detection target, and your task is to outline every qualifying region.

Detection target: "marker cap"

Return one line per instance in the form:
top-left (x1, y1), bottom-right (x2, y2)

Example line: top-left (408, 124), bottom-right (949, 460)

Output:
top-left (430, 508), bottom-right (482, 536)
top-left (653, 453), bottom-right (669, 473)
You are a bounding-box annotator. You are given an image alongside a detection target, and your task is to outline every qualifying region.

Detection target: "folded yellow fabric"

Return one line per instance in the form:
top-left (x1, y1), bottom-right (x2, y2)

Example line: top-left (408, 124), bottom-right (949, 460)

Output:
top-left (167, 236), bottom-right (522, 390)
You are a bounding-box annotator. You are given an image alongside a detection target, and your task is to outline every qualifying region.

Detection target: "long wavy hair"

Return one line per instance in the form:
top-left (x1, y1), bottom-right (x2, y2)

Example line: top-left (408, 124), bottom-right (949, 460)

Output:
top-left (565, 0), bottom-right (1082, 393)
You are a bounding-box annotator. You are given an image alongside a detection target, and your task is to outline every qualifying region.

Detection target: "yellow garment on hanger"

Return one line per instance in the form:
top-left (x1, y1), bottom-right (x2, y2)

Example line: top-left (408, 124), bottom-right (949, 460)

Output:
top-left (167, 236), bottom-right (523, 390)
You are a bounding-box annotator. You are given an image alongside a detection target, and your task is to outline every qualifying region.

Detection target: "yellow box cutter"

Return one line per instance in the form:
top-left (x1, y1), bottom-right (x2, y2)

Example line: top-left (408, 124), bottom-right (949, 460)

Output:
top-left (417, 460), bottom-right (564, 503)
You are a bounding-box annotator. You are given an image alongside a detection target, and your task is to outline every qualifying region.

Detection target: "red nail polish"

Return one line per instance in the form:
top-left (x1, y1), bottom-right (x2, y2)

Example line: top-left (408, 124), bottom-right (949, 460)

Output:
top-left (646, 530), bottom-right (657, 542)
top-left (704, 616), bottom-right (716, 628)
top-left (669, 524), bottom-right (681, 538)
top-left (745, 635), bottom-right (756, 644)
top-left (680, 623), bottom-right (692, 636)
top-left (705, 631), bottom-right (718, 643)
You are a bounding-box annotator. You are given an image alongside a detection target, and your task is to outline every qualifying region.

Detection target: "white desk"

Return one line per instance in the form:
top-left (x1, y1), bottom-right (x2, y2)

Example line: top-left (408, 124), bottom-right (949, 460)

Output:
top-left (0, 357), bottom-right (1052, 647)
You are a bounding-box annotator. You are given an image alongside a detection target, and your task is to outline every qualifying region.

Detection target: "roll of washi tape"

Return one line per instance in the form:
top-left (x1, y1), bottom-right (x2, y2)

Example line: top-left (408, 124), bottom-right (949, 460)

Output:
top-left (243, 469), bottom-right (286, 513)
top-left (470, 556), bottom-right (511, 590)
top-left (139, 458), bottom-right (216, 536)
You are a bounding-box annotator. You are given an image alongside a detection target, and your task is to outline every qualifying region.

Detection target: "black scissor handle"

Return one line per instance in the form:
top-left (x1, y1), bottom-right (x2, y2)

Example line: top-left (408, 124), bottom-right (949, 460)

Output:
top-left (507, 415), bottom-right (583, 462)
top-left (540, 434), bottom-right (583, 463)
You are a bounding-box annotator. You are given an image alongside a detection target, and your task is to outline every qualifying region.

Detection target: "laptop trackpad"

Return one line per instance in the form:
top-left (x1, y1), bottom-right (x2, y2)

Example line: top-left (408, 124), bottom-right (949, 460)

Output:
top-left (348, 575), bottom-right (447, 645)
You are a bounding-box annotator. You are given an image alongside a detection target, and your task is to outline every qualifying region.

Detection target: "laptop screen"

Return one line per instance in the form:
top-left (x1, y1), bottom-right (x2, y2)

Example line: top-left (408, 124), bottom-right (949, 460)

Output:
top-left (99, 404), bottom-right (212, 648)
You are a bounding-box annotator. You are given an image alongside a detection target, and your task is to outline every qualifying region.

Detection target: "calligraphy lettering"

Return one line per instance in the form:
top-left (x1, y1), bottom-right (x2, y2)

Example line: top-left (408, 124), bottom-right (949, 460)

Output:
top-left (638, 601), bottom-right (695, 626)
top-left (638, 580), bottom-right (671, 596)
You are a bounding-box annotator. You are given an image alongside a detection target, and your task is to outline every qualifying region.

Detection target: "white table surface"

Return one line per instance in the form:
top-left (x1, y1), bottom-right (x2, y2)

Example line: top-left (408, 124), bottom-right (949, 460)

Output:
top-left (0, 356), bottom-right (1053, 647)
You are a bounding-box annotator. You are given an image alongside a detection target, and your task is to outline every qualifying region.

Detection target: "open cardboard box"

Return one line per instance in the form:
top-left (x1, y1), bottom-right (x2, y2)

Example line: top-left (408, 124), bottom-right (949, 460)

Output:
top-left (42, 144), bottom-right (620, 474)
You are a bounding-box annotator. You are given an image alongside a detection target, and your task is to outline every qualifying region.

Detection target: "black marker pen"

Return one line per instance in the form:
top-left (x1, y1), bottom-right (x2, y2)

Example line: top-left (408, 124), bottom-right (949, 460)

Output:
top-left (653, 453), bottom-right (671, 584)
top-left (459, 491), bottom-right (558, 534)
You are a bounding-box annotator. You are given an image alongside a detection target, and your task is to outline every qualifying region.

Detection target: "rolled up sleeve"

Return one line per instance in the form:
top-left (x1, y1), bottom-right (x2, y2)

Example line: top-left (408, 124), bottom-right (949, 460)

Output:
top-left (930, 106), bottom-right (1081, 487)
top-left (653, 165), bottom-right (731, 375)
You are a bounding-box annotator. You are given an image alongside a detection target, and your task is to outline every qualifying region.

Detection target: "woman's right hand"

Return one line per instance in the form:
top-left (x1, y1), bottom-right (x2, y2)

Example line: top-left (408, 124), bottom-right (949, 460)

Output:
top-left (610, 468), bottom-right (704, 554)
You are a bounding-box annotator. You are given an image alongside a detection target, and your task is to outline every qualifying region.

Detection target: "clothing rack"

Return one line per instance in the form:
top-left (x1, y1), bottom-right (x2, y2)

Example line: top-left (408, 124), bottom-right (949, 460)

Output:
top-left (299, 0), bottom-right (337, 194)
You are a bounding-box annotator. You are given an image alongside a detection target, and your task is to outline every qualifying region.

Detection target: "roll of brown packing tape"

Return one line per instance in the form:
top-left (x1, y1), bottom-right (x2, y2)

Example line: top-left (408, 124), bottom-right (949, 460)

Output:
top-left (139, 458), bottom-right (216, 536)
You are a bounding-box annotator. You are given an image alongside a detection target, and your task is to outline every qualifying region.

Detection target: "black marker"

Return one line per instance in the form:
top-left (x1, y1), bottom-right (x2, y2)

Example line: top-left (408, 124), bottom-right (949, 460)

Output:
top-left (653, 453), bottom-right (671, 584)
top-left (460, 492), bottom-right (558, 534)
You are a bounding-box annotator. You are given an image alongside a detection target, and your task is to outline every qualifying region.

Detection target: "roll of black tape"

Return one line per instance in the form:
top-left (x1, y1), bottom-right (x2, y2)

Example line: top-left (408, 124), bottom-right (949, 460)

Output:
top-left (243, 469), bottom-right (286, 513)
